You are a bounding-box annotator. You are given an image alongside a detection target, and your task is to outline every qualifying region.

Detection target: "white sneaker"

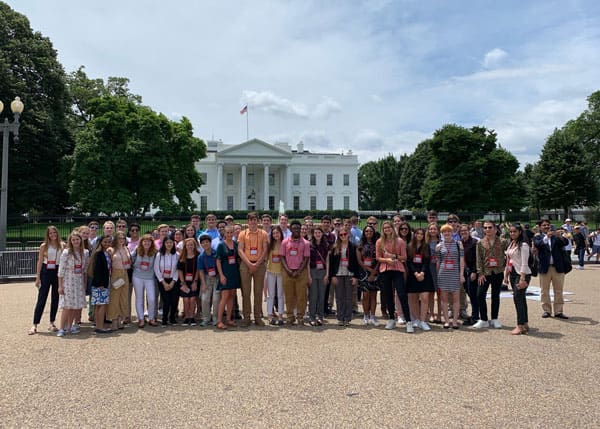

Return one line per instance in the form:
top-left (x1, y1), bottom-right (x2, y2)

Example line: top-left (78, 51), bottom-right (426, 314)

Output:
top-left (385, 319), bottom-right (396, 330)
top-left (490, 319), bottom-right (502, 329)
top-left (420, 321), bottom-right (431, 331)
top-left (406, 321), bottom-right (414, 333)
top-left (57, 329), bottom-right (66, 337)
top-left (362, 317), bottom-right (369, 326)
top-left (473, 319), bottom-right (489, 329)
top-left (412, 319), bottom-right (420, 329)
top-left (371, 317), bottom-right (380, 327)
top-left (397, 317), bottom-right (406, 325)
top-left (577, 265), bottom-right (584, 270)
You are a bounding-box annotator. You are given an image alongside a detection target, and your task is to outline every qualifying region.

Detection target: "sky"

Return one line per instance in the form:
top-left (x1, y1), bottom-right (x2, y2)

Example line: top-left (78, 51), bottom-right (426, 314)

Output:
top-left (5, 0), bottom-right (600, 166)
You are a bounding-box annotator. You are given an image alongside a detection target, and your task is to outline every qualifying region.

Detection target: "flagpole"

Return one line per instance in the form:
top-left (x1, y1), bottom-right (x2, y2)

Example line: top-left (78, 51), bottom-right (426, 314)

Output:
top-left (246, 105), bottom-right (249, 141)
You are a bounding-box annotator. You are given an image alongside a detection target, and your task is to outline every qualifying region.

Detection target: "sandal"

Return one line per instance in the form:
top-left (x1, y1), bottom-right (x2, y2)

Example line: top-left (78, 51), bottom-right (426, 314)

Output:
top-left (138, 322), bottom-right (145, 328)
top-left (48, 323), bottom-right (58, 332)
top-left (216, 322), bottom-right (227, 330)
top-left (443, 323), bottom-right (451, 329)
top-left (225, 320), bottom-right (237, 327)
top-left (28, 326), bottom-right (37, 335)
top-left (148, 320), bottom-right (158, 327)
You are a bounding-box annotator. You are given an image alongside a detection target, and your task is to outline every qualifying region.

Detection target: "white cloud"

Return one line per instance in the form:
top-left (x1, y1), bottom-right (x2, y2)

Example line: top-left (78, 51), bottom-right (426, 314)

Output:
top-left (242, 90), bottom-right (308, 118)
top-left (483, 48), bottom-right (508, 68)
top-left (313, 97), bottom-right (342, 118)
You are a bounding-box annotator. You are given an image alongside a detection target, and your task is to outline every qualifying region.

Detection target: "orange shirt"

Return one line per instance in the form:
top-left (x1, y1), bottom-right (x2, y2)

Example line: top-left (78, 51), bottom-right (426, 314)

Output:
top-left (238, 228), bottom-right (268, 262)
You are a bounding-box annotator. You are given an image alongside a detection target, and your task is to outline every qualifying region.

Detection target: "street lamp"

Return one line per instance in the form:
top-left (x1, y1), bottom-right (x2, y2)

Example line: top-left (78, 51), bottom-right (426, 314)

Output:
top-left (0, 96), bottom-right (24, 250)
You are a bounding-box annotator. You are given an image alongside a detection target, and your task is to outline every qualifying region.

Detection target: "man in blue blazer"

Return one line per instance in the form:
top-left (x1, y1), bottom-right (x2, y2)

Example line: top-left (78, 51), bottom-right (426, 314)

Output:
top-left (533, 221), bottom-right (569, 319)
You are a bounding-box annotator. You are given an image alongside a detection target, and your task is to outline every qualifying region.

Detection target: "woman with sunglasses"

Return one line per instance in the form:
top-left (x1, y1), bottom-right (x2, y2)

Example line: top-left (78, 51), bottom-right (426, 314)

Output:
top-left (395, 221), bottom-right (412, 324)
top-left (474, 221), bottom-right (509, 329)
top-left (459, 224), bottom-right (479, 326)
top-left (328, 228), bottom-right (360, 326)
top-left (215, 225), bottom-right (241, 329)
top-left (108, 231), bottom-right (131, 330)
top-left (376, 221), bottom-right (412, 332)
top-left (425, 223), bottom-right (442, 324)
top-left (504, 224), bottom-right (532, 335)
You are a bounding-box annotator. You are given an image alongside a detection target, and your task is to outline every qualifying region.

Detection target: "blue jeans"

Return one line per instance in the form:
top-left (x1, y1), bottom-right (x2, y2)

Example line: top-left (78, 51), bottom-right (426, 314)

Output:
top-left (577, 246), bottom-right (585, 267)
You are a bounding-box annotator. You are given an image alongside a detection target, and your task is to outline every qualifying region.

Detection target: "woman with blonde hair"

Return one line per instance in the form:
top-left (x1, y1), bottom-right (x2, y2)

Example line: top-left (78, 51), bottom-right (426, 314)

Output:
top-left (29, 226), bottom-right (65, 335)
top-left (56, 231), bottom-right (89, 336)
top-left (108, 231), bottom-right (131, 330)
top-left (425, 222), bottom-right (442, 323)
top-left (376, 221), bottom-right (412, 333)
top-left (90, 235), bottom-right (114, 333)
top-left (132, 234), bottom-right (158, 328)
top-left (436, 224), bottom-right (465, 329)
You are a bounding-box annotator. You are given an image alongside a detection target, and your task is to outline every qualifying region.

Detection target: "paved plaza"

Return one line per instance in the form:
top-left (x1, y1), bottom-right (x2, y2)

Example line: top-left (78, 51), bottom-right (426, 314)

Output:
top-left (1, 266), bottom-right (599, 428)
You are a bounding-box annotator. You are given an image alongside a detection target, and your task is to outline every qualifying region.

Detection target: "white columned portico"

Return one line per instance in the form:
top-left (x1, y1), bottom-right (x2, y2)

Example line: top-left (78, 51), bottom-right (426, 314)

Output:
top-left (217, 162), bottom-right (223, 210)
top-left (240, 163), bottom-right (247, 210)
top-left (263, 164), bottom-right (269, 210)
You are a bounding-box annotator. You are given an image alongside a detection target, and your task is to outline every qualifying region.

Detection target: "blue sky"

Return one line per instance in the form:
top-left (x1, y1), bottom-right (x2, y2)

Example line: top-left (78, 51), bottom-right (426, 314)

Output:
top-left (5, 0), bottom-right (600, 166)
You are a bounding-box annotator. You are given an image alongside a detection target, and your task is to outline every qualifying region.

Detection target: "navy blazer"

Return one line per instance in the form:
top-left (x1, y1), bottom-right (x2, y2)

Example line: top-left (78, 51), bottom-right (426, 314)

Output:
top-left (328, 242), bottom-right (360, 278)
top-left (533, 233), bottom-right (568, 274)
top-left (92, 251), bottom-right (111, 288)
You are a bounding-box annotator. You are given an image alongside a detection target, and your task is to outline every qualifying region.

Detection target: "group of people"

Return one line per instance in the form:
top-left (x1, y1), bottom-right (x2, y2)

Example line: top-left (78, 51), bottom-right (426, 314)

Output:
top-left (28, 210), bottom-right (576, 337)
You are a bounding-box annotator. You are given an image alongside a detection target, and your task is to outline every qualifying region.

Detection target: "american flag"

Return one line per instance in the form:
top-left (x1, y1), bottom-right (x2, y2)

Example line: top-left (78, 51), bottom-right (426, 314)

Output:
top-left (240, 105), bottom-right (248, 115)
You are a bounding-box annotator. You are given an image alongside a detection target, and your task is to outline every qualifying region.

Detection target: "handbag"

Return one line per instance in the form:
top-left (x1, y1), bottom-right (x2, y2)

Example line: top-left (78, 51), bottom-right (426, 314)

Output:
top-left (112, 277), bottom-right (125, 289)
top-left (562, 250), bottom-right (572, 274)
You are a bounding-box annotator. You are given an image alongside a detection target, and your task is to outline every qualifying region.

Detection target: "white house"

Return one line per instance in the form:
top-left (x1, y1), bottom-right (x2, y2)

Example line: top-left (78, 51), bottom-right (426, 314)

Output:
top-left (192, 139), bottom-right (359, 212)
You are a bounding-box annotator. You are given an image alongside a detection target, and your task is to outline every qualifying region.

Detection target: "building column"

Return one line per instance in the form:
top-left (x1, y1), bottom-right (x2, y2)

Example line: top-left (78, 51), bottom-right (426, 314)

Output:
top-left (285, 164), bottom-right (292, 210)
top-left (240, 163), bottom-right (247, 211)
top-left (263, 164), bottom-right (269, 210)
top-left (217, 162), bottom-right (223, 210)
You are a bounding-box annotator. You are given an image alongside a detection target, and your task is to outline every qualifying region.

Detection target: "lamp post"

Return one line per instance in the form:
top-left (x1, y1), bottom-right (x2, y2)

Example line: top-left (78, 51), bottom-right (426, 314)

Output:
top-left (0, 97), bottom-right (24, 250)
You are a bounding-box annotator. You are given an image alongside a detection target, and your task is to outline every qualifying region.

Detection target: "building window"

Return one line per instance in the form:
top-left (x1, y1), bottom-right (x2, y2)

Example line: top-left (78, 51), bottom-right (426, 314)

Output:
top-left (343, 196), bottom-right (350, 210)
top-left (310, 196), bottom-right (317, 210)
top-left (327, 196), bottom-right (333, 211)
top-left (310, 174), bottom-right (316, 186)
top-left (269, 196), bottom-right (275, 210)
top-left (227, 196), bottom-right (234, 211)
top-left (293, 173), bottom-right (300, 186)
top-left (226, 173), bottom-right (233, 186)
top-left (293, 196), bottom-right (300, 210)
top-left (200, 196), bottom-right (207, 212)
top-left (269, 173), bottom-right (275, 186)
top-left (200, 172), bottom-right (207, 184)
top-left (247, 173), bottom-right (254, 187)
top-left (343, 174), bottom-right (349, 186)
top-left (327, 174), bottom-right (333, 186)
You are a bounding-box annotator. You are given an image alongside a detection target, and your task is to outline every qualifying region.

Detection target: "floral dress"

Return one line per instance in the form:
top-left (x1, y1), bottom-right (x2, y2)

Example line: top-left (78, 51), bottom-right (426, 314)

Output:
top-left (58, 249), bottom-right (89, 309)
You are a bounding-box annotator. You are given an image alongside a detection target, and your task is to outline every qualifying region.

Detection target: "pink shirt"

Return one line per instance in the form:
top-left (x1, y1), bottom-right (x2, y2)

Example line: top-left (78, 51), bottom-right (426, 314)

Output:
top-left (281, 236), bottom-right (310, 270)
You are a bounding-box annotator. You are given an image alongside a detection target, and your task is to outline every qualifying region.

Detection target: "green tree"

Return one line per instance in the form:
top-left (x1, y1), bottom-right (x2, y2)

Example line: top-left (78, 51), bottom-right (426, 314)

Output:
top-left (532, 126), bottom-right (598, 217)
top-left (421, 125), bottom-right (522, 213)
top-left (0, 2), bottom-right (72, 214)
top-left (398, 139), bottom-right (431, 209)
top-left (70, 96), bottom-right (206, 215)
top-left (358, 154), bottom-right (403, 210)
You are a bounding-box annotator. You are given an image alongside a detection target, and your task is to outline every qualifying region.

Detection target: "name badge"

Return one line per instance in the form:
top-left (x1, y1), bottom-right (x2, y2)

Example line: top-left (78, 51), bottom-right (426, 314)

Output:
top-left (123, 260), bottom-right (131, 269)
top-left (290, 247), bottom-right (298, 256)
top-left (430, 254), bottom-right (437, 263)
top-left (363, 258), bottom-right (372, 267)
top-left (207, 267), bottom-right (217, 277)
top-left (228, 255), bottom-right (236, 265)
top-left (507, 259), bottom-right (513, 268)
top-left (341, 257), bottom-right (349, 267)
top-left (163, 269), bottom-right (171, 276)
top-left (316, 261), bottom-right (324, 270)
top-left (271, 255), bottom-right (280, 263)
top-left (488, 257), bottom-right (498, 267)
top-left (413, 254), bottom-right (423, 264)
top-left (185, 273), bottom-right (194, 282)
top-left (140, 261), bottom-right (149, 271)
top-left (73, 264), bottom-right (82, 274)
top-left (444, 260), bottom-right (455, 270)
top-left (250, 247), bottom-right (258, 256)
top-left (47, 260), bottom-right (56, 270)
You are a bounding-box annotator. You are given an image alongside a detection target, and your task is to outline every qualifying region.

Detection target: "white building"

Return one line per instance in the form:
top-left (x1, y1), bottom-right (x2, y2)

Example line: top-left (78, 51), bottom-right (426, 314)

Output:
top-left (192, 139), bottom-right (359, 212)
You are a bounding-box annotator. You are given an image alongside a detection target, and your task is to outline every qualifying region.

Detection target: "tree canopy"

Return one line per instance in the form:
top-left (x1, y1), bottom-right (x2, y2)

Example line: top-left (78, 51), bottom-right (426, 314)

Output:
top-left (358, 154), bottom-right (404, 210)
top-left (0, 3), bottom-right (72, 215)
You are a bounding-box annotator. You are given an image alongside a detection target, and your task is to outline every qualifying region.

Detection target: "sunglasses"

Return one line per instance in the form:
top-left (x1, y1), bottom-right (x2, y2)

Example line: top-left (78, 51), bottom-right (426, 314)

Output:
top-left (129, 228), bottom-right (139, 232)
top-left (89, 226), bottom-right (99, 230)
top-left (483, 226), bottom-right (494, 229)
top-left (339, 233), bottom-right (348, 237)
top-left (448, 220), bottom-right (457, 223)
top-left (400, 227), bottom-right (408, 231)
top-left (367, 222), bottom-right (377, 226)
